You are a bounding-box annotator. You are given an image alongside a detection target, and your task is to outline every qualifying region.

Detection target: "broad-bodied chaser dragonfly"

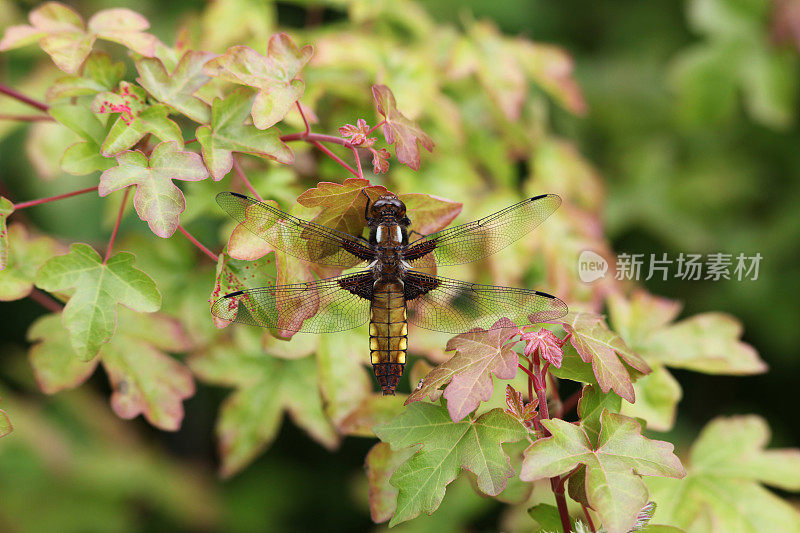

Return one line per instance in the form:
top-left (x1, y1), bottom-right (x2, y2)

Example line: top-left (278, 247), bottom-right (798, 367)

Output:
top-left (212, 190), bottom-right (568, 395)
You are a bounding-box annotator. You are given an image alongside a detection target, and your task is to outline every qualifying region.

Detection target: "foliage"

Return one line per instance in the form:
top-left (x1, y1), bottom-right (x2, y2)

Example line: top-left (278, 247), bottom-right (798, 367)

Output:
top-left (0, 1), bottom-right (797, 532)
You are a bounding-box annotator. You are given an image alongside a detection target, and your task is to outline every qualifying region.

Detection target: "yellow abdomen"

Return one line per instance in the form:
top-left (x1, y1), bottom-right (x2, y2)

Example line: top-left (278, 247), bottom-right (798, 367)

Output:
top-left (370, 279), bottom-right (407, 395)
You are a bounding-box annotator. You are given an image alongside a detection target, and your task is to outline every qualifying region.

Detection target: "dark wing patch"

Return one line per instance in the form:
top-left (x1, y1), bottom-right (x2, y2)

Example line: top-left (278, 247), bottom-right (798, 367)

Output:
top-left (404, 271), bottom-right (568, 334)
top-left (211, 271), bottom-right (373, 333)
top-left (404, 194), bottom-right (561, 267)
top-left (217, 192), bottom-right (376, 267)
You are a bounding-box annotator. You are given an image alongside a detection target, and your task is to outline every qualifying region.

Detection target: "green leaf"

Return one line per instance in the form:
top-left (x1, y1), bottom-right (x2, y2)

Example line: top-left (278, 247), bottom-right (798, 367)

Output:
top-left (374, 402), bottom-right (527, 526)
top-left (521, 411), bottom-right (685, 533)
top-left (28, 309), bottom-right (195, 430)
top-left (92, 82), bottom-right (183, 156)
top-left (49, 103), bottom-right (114, 175)
top-left (338, 393), bottom-right (407, 437)
top-left (189, 328), bottom-right (338, 477)
top-left (577, 384), bottom-right (622, 446)
top-left (562, 312), bottom-right (650, 403)
top-left (0, 224), bottom-right (64, 301)
top-left (210, 251), bottom-right (276, 328)
top-left (0, 196), bottom-right (13, 270)
top-left (648, 415), bottom-right (800, 533)
top-left (35, 243), bottom-right (162, 360)
top-left (372, 84), bottom-right (435, 170)
top-left (196, 87), bottom-right (293, 180)
top-left (316, 331), bottom-right (373, 428)
top-left (621, 365), bottom-right (682, 432)
top-left (296, 178), bottom-right (388, 239)
top-left (136, 50), bottom-right (215, 123)
top-left (406, 318), bottom-right (520, 422)
top-left (0, 402), bottom-right (10, 438)
top-left (99, 141), bottom-right (209, 238)
top-left (47, 52), bottom-right (125, 100)
top-left (528, 503), bottom-right (570, 533)
top-left (365, 442), bottom-right (418, 523)
top-left (203, 33), bottom-right (313, 129)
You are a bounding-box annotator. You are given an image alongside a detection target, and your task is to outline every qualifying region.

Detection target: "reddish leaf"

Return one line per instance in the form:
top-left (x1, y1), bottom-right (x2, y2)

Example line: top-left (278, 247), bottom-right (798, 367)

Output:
top-left (406, 317), bottom-right (520, 422)
top-left (372, 84), bottom-right (434, 170)
top-left (396, 193), bottom-right (462, 235)
top-left (370, 147), bottom-right (390, 174)
top-left (520, 327), bottom-right (563, 367)
top-left (339, 118), bottom-right (373, 146)
top-left (296, 178), bottom-right (388, 239)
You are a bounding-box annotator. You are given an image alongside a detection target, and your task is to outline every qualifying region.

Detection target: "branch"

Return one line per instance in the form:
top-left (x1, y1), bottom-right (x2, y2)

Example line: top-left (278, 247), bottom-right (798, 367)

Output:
top-left (351, 146), bottom-right (364, 179)
top-left (0, 82), bottom-right (49, 112)
top-left (28, 288), bottom-right (63, 313)
top-left (311, 140), bottom-right (359, 177)
top-left (104, 188), bottom-right (130, 263)
top-left (280, 130), bottom-right (361, 178)
top-left (232, 157), bottom-right (263, 200)
top-left (177, 225), bottom-right (219, 262)
top-left (296, 101), bottom-right (310, 134)
top-left (13, 185), bottom-right (99, 210)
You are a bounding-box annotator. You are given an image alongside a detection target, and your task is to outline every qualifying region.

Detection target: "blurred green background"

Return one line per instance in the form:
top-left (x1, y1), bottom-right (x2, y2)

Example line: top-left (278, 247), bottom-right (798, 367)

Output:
top-left (0, 0), bottom-right (798, 531)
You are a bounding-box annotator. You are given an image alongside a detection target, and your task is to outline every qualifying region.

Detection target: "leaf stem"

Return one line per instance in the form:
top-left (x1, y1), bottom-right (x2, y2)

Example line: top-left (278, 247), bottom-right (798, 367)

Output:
top-left (232, 157), bottom-right (263, 201)
top-left (0, 114), bottom-right (53, 122)
top-left (177, 225), bottom-right (218, 262)
top-left (310, 140), bottom-right (359, 177)
top-left (13, 185), bottom-right (99, 210)
top-left (28, 288), bottom-right (63, 313)
top-left (582, 504), bottom-right (597, 532)
top-left (279, 129), bottom-right (362, 178)
top-left (0, 82), bottom-right (49, 112)
top-left (351, 146), bottom-right (364, 179)
top-left (296, 101), bottom-right (310, 134)
top-left (366, 120), bottom-right (386, 136)
top-left (104, 188), bottom-right (130, 263)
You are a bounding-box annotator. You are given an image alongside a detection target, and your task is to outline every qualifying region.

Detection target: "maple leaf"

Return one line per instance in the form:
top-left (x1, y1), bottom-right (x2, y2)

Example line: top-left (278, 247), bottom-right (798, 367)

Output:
top-left (370, 147), bottom-right (390, 174)
top-left (338, 393), bottom-right (407, 437)
top-left (0, 400), bottom-right (10, 438)
top-left (397, 192), bottom-right (462, 235)
top-left (99, 141), bottom-right (209, 238)
top-left (28, 309), bottom-right (195, 431)
top-left (521, 411), bottom-right (685, 533)
top-left (92, 82), bottom-right (183, 156)
top-left (561, 312), bottom-right (651, 403)
top-left (203, 33), bottom-right (313, 129)
top-left (35, 243), bottom-right (162, 360)
top-left (365, 442), bottom-right (418, 523)
top-left (339, 118), bottom-right (373, 146)
top-left (316, 331), bottom-right (373, 428)
top-left (196, 87), bottom-right (293, 180)
top-left (47, 52), bottom-right (125, 100)
top-left (504, 384), bottom-right (537, 426)
top-left (0, 224), bottom-right (64, 301)
top-left (188, 328), bottom-right (338, 477)
top-left (296, 178), bottom-right (388, 239)
top-left (136, 50), bottom-right (216, 123)
top-left (608, 290), bottom-right (764, 430)
top-left (577, 384), bottom-right (622, 446)
top-left (372, 84), bottom-right (434, 170)
top-left (210, 251), bottom-right (276, 328)
top-left (0, 196), bottom-right (12, 270)
top-left (49, 103), bottom-right (114, 175)
top-left (0, 3), bottom-right (158, 74)
top-left (521, 327), bottom-right (564, 367)
top-left (406, 318), bottom-right (520, 422)
top-left (647, 415), bottom-right (800, 533)
top-left (374, 402), bottom-right (527, 526)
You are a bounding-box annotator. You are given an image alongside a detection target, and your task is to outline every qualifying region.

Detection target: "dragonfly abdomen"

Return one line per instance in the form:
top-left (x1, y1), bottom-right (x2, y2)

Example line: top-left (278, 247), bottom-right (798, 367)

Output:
top-left (370, 279), bottom-right (407, 395)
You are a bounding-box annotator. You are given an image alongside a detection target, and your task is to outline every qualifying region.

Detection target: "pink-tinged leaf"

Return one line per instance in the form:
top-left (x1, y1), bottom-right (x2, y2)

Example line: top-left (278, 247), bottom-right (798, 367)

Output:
top-left (406, 317), bottom-right (520, 422)
top-left (210, 252), bottom-right (276, 328)
top-left (93, 82), bottom-right (183, 156)
top-left (561, 312), bottom-right (650, 403)
top-left (370, 147), bottom-right (390, 174)
top-left (520, 327), bottom-right (563, 367)
top-left (136, 50), bottom-right (216, 123)
top-left (397, 193), bottom-right (462, 235)
top-left (0, 197), bottom-right (13, 270)
top-left (504, 384), bottom-right (537, 425)
top-left (0, 25), bottom-right (45, 51)
top-left (521, 412), bottom-right (685, 533)
top-left (0, 400), bottom-right (10, 438)
top-left (189, 330), bottom-right (338, 477)
top-left (99, 141), bottom-right (209, 238)
top-left (374, 403), bottom-right (527, 526)
top-left (365, 442), bottom-right (418, 523)
top-left (203, 33), bottom-right (313, 129)
top-left (196, 87), bottom-right (293, 180)
top-left (372, 84), bottom-right (435, 170)
top-left (87, 8), bottom-right (159, 57)
top-left (0, 224), bottom-right (65, 301)
top-left (339, 118), bottom-right (372, 146)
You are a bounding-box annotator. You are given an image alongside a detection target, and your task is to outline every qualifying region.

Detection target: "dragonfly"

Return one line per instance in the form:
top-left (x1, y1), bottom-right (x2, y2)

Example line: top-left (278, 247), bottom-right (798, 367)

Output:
top-left (211, 190), bottom-right (568, 395)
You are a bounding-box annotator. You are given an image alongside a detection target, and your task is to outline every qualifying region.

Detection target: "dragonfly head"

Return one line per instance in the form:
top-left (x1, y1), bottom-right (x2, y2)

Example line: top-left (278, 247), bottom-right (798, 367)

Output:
top-left (370, 194), bottom-right (409, 226)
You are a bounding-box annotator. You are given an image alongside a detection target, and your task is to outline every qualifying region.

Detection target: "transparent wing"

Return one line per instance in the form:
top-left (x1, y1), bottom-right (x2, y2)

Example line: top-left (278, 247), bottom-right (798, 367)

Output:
top-left (405, 271), bottom-right (568, 334)
top-left (211, 271), bottom-right (373, 333)
top-left (404, 194), bottom-right (561, 267)
top-left (217, 192), bottom-right (375, 267)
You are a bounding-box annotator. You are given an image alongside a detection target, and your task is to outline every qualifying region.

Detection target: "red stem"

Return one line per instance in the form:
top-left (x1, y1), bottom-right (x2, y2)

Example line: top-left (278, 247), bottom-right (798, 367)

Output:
top-left (310, 140), bottom-right (359, 177)
top-left (366, 119), bottom-right (386, 136)
top-left (177, 225), bottom-right (218, 262)
top-left (296, 101), bottom-right (310, 134)
top-left (232, 158), bottom-right (263, 200)
top-left (104, 188), bottom-right (130, 263)
top-left (0, 82), bottom-right (49, 112)
top-left (13, 185), bottom-right (99, 210)
top-left (28, 288), bottom-right (63, 313)
top-left (351, 146), bottom-right (364, 179)
top-left (0, 114), bottom-right (53, 122)
top-left (582, 504), bottom-right (597, 532)
top-left (517, 363), bottom-right (536, 382)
